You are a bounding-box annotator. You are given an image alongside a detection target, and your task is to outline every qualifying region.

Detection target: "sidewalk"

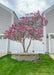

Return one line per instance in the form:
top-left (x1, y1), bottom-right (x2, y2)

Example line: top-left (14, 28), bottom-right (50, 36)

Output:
top-left (49, 54), bottom-right (54, 59)
top-left (0, 54), bottom-right (6, 57)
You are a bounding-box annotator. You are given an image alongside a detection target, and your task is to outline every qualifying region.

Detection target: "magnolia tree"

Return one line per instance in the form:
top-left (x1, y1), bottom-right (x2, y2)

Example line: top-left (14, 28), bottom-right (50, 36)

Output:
top-left (4, 11), bottom-right (48, 53)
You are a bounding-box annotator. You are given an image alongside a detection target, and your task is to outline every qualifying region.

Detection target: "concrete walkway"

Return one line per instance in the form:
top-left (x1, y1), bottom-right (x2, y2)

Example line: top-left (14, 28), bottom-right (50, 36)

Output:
top-left (49, 54), bottom-right (54, 59)
top-left (0, 54), bottom-right (6, 57)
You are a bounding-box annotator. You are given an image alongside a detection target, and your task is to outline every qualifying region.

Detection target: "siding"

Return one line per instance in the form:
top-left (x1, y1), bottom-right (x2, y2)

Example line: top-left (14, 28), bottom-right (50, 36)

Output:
top-left (0, 6), bottom-right (12, 34)
top-left (46, 9), bottom-right (54, 51)
top-left (46, 9), bottom-right (54, 34)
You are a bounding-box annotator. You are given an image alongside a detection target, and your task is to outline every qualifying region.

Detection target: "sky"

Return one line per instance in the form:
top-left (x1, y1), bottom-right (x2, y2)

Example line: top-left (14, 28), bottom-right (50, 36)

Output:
top-left (0, 0), bottom-right (54, 18)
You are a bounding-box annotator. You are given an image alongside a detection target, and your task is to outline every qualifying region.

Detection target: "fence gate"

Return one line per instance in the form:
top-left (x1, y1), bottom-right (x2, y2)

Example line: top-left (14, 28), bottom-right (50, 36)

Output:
top-left (0, 35), bottom-right (7, 53)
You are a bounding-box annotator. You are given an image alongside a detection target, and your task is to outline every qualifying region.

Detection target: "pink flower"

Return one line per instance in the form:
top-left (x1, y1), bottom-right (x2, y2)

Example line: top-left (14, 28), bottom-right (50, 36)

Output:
top-left (25, 13), bottom-right (29, 15)
top-left (5, 30), bottom-right (9, 33)
top-left (22, 17), bottom-right (25, 19)
top-left (24, 26), bottom-right (28, 28)
top-left (31, 30), bottom-right (34, 33)
top-left (18, 21), bottom-right (22, 24)
top-left (18, 30), bottom-right (22, 32)
top-left (12, 24), bottom-right (14, 28)
top-left (41, 13), bottom-right (44, 16)
top-left (21, 36), bottom-right (24, 38)
top-left (32, 16), bottom-right (35, 19)
top-left (35, 30), bottom-right (38, 32)
top-left (12, 30), bottom-right (16, 33)
top-left (17, 27), bottom-right (22, 30)
top-left (45, 20), bottom-right (48, 25)
top-left (25, 20), bottom-right (28, 22)
top-left (30, 13), bottom-right (33, 14)
top-left (29, 32), bottom-right (32, 35)
top-left (38, 31), bottom-right (42, 34)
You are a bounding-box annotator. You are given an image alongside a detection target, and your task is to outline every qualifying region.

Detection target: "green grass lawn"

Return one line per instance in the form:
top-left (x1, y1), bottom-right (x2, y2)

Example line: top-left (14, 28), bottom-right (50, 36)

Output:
top-left (0, 54), bottom-right (54, 75)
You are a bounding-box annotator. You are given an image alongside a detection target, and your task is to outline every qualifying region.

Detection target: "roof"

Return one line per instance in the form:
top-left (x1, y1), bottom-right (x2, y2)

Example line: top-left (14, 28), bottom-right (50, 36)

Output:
top-left (43, 4), bottom-right (54, 15)
top-left (0, 3), bottom-right (18, 19)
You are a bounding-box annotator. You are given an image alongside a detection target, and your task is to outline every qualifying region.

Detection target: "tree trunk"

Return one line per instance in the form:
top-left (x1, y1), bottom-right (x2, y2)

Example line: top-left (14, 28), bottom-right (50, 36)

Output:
top-left (26, 38), bottom-right (32, 52)
top-left (22, 39), bottom-right (26, 52)
top-left (22, 38), bottom-right (32, 53)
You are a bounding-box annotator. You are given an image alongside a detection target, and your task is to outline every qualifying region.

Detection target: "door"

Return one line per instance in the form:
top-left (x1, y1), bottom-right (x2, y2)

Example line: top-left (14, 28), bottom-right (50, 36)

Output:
top-left (50, 36), bottom-right (54, 53)
top-left (0, 36), bottom-right (7, 53)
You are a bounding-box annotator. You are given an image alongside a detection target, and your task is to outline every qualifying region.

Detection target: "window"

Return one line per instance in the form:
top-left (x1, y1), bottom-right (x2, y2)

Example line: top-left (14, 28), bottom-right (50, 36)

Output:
top-left (47, 34), bottom-right (48, 38)
top-left (3, 37), bottom-right (6, 39)
top-left (28, 21), bottom-right (33, 26)
top-left (51, 36), bottom-right (54, 38)
top-left (0, 36), bottom-right (2, 39)
top-left (0, 36), bottom-right (6, 39)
